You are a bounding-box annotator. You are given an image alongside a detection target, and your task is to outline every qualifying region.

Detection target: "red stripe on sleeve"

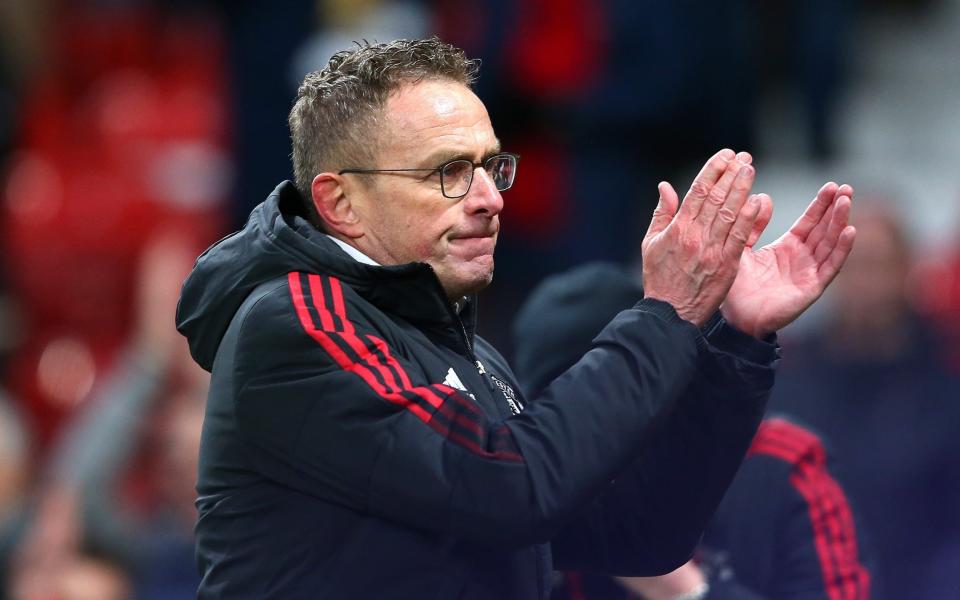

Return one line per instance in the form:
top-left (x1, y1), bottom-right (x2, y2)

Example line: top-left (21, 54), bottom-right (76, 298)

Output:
top-left (310, 274), bottom-right (452, 414)
top-left (307, 275), bottom-right (406, 397)
top-left (312, 274), bottom-right (503, 438)
top-left (432, 383), bottom-right (484, 416)
top-left (328, 275), bottom-right (357, 335)
top-left (288, 273), bottom-right (434, 423)
top-left (308, 272), bottom-right (336, 331)
top-left (287, 272), bottom-right (523, 462)
top-left (749, 419), bottom-right (870, 600)
top-left (564, 572), bottom-right (587, 600)
top-left (368, 334), bottom-right (415, 389)
top-left (360, 337), bottom-right (483, 437)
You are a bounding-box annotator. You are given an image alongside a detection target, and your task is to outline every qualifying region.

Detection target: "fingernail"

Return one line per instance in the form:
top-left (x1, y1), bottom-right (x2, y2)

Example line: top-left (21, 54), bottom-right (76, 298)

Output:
top-left (736, 151), bottom-right (751, 164)
top-left (739, 165), bottom-right (753, 177)
top-left (720, 148), bottom-right (735, 160)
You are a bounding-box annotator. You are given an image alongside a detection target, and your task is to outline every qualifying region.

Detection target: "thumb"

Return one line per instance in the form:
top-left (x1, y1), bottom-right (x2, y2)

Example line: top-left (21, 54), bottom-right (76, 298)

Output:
top-left (645, 181), bottom-right (679, 239)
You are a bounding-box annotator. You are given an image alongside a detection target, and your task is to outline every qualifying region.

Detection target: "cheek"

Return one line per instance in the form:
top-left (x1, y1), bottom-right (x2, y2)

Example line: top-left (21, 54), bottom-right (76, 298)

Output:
top-left (418, 223), bottom-right (450, 260)
top-left (388, 211), bottom-right (447, 261)
top-left (416, 208), bottom-right (458, 254)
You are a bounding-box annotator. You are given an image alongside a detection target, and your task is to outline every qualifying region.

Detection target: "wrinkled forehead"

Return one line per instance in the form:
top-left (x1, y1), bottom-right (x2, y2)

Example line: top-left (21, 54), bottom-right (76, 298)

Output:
top-left (377, 79), bottom-right (498, 165)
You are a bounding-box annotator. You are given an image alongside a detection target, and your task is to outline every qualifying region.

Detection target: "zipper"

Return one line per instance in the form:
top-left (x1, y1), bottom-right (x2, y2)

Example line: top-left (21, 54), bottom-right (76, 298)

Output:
top-left (447, 297), bottom-right (525, 416)
top-left (454, 311), bottom-right (475, 358)
top-left (424, 264), bottom-right (477, 361)
top-left (422, 265), bottom-right (524, 416)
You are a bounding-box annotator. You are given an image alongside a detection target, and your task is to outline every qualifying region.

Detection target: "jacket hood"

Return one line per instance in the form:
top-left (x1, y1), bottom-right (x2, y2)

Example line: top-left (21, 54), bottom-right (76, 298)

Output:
top-left (176, 181), bottom-right (475, 371)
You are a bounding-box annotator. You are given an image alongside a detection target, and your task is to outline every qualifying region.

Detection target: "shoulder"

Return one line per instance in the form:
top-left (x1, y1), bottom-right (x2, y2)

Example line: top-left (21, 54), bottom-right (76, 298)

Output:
top-left (741, 417), bottom-right (860, 537)
top-left (719, 417), bottom-right (838, 520)
top-left (742, 419), bottom-right (871, 598)
top-left (228, 271), bottom-right (386, 372)
top-left (236, 271), bottom-right (373, 335)
top-left (747, 416), bottom-right (829, 468)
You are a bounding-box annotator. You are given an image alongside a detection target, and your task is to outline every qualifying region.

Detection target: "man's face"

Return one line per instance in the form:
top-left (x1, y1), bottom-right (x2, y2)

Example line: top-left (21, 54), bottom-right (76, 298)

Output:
top-left (349, 79), bottom-right (504, 299)
top-left (832, 215), bottom-right (909, 331)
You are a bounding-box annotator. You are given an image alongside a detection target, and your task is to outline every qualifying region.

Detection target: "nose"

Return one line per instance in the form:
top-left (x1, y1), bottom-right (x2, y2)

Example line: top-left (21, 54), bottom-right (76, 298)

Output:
top-left (463, 166), bottom-right (504, 217)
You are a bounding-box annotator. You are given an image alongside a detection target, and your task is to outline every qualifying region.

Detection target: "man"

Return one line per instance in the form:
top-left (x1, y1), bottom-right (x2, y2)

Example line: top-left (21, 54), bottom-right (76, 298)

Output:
top-left (176, 38), bottom-right (856, 599)
top-left (771, 207), bottom-right (960, 599)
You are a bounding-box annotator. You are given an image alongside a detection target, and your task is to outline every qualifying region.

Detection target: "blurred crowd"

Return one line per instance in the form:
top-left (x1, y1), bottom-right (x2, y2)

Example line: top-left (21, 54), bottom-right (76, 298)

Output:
top-left (0, 0), bottom-right (958, 598)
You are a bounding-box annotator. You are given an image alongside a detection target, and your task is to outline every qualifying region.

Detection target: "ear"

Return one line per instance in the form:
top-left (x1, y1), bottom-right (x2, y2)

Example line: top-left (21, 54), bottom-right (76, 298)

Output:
top-left (311, 172), bottom-right (363, 239)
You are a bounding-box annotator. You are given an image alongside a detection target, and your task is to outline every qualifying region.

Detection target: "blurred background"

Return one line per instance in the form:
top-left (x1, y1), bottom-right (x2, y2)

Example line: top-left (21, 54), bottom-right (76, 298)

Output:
top-left (0, 0), bottom-right (958, 598)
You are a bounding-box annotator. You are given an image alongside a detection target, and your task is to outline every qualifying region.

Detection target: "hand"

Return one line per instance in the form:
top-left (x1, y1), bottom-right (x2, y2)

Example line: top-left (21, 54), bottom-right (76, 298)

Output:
top-left (721, 182), bottom-right (857, 338)
top-left (132, 230), bottom-right (199, 368)
top-left (615, 561), bottom-right (706, 600)
top-left (642, 149), bottom-right (761, 327)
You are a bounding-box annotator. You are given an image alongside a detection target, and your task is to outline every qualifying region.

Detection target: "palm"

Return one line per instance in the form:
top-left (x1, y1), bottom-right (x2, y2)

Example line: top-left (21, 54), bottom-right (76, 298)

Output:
top-left (722, 183), bottom-right (857, 338)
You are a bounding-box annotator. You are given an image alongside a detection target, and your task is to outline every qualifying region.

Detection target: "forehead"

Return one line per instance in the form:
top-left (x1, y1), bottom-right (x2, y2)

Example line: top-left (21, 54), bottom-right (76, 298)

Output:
top-left (380, 79), bottom-right (497, 162)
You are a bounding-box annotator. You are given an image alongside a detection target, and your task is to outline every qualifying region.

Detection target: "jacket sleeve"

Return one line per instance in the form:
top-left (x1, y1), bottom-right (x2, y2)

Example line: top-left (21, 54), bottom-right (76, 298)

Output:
top-left (229, 273), bottom-right (700, 548)
top-left (703, 418), bottom-right (871, 600)
top-left (550, 315), bottom-right (778, 575)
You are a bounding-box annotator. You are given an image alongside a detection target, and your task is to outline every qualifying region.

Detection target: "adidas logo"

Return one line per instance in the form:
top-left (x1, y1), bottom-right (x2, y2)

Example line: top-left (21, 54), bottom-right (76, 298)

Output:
top-left (443, 367), bottom-right (468, 392)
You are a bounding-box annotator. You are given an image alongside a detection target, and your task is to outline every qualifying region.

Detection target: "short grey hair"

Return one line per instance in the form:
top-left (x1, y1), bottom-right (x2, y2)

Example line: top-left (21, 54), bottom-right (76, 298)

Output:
top-left (288, 37), bottom-right (480, 223)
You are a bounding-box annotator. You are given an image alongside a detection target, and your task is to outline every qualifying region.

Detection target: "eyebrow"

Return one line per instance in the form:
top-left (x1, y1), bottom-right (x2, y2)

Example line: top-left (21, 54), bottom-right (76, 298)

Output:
top-left (420, 140), bottom-right (503, 169)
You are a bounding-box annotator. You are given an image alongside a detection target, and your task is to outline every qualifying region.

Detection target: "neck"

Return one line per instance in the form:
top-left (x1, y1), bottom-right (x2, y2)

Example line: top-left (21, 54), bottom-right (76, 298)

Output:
top-left (324, 234), bottom-right (381, 266)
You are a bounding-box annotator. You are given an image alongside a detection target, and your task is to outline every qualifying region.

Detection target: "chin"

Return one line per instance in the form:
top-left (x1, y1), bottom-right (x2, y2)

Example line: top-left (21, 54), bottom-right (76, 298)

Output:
top-left (441, 261), bottom-right (495, 299)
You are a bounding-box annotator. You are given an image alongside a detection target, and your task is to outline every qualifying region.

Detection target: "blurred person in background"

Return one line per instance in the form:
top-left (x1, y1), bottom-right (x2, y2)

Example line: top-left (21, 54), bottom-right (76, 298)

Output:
top-left (512, 255), bottom-right (869, 600)
top-left (770, 205), bottom-right (960, 599)
top-left (8, 230), bottom-right (206, 599)
top-left (209, 0), bottom-right (314, 226)
top-left (0, 1), bottom-right (228, 456)
top-left (0, 398), bottom-right (30, 600)
top-left (292, 0), bottom-right (430, 83)
top-left (915, 213), bottom-right (960, 373)
top-left (11, 548), bottom-right (132, 600)
top-left (0, 0), bottom-right (48, 163)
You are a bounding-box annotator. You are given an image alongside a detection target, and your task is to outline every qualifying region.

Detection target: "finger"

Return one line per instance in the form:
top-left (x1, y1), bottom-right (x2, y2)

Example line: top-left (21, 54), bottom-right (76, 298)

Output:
top-left (746, 193), bottom-right (773, 247)
top-left (676, 148), bottom-right (735, 221)
top-left (813, 195), bottom-right (852, 264)
top-left (702, 161), bottom-right (755, 235)
top-left (789, 182), bottom-right (839, 241)
top-left (735, 151), bottom-right (753, 165)
top-left (817, 225), bottom-right (857, 284)
top-left (644, 181), bottom-right (680, 239)
top-left (722, 194), bottom-right (761, 261)
top-left (804, 197), bottom-right (837, 252)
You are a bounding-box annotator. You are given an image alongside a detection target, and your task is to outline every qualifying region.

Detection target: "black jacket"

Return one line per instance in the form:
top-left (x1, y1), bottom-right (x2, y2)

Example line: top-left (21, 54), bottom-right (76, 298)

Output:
top-left (550, 417), bottom-right (872, 600)
top-left (513, 263), bottom-right (868, 600)
top-left (176, 182), bottom-right (777, 599)
top-left (771, 316), bottom-right (960, 600)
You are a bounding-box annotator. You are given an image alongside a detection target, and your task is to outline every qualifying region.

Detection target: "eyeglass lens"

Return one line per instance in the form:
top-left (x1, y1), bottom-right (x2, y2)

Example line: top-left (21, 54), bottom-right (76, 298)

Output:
top-left (440, 155), bottom-right (517, 198)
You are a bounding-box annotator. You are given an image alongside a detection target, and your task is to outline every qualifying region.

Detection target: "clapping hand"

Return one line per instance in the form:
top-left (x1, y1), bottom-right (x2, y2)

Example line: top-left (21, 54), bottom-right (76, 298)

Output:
top-left (720, 182), bottom-right (857, 338)
top-left (641, 149), bottom-right (760, 327)
top-left (641, 149), bottom-right (856, 338)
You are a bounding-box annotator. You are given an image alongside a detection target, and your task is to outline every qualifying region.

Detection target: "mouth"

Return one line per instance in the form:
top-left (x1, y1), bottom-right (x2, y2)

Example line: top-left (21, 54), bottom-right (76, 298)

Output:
top-left (449, 226), bottom-right (498, 241)
top-left (448, 233), bottom-right (497, 256)
top-left (450, 231), bottom-right (496, 240)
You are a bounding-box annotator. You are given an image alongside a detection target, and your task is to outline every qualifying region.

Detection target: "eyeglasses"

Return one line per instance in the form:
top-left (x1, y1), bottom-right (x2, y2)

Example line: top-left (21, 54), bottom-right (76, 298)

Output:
top-left (338, 152), bottom-right (520, 199)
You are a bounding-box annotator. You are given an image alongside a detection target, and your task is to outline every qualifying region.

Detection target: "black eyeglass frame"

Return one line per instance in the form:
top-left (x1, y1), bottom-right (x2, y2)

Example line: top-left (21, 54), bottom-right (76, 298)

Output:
top-left (338, 152), bottom-right (520, 199)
